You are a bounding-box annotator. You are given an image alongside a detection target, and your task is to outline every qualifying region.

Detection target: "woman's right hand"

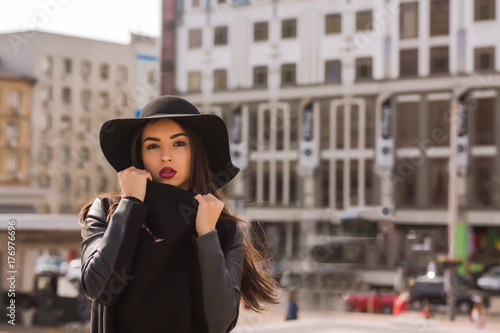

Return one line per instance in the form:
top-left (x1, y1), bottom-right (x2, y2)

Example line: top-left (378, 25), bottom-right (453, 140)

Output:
top-left (118, 166), bottom-right (152, 202)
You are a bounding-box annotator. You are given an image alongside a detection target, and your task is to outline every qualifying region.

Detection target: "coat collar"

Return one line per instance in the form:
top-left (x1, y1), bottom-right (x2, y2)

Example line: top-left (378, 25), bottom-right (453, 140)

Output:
top-left (142, 181), bottom-right (199, 240)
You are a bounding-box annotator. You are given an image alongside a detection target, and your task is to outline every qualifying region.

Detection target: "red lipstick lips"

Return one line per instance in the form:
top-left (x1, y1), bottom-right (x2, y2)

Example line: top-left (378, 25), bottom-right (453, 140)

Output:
top-left (159, 167), bottom-right (177, 178)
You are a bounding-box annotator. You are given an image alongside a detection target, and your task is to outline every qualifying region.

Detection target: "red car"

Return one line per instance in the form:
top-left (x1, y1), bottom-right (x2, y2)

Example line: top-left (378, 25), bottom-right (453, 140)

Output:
top-left (344, 291), bottom-right (401, 314)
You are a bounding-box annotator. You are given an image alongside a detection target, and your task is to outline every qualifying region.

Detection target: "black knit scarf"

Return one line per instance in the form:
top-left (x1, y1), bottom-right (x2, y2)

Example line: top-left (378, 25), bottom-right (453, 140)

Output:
top-left (112, 181), bottom-right (206, 332)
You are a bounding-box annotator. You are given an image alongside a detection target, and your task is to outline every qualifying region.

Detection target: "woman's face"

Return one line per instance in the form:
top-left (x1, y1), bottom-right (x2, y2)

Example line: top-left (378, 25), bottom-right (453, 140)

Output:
top-left (141, 119), bottom-right (191, 190)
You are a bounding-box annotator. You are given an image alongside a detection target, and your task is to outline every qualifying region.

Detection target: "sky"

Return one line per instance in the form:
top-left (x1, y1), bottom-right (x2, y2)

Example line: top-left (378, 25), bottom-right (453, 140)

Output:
top-left (0, 0), bottom-right (162, 44)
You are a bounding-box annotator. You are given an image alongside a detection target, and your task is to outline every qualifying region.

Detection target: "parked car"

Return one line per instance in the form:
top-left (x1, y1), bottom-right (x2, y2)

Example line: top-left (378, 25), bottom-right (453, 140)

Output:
top-left (477, 266), bottom-right (500, 292)
top-left (344, 290), bottom-right (400, 314)
top-left (34, 255), bottom-right (65, 275)
top-left (66, 258), bottom-right (82, 283)
top-left (409, 275), bottom-right (488, 313)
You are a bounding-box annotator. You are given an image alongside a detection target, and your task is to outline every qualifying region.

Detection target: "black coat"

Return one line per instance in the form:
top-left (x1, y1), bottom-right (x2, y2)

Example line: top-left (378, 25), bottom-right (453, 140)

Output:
top-left (80, 181), bottom-right (244, 332)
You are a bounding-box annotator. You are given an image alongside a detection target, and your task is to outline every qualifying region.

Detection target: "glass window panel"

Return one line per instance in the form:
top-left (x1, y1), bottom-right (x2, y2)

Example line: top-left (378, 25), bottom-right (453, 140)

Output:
top-left (429, 158), bottom-right (448, 207)
top-left (396, 102), bottom-right (419, 147)
top-left (400, 2), bottom-right (419, 39)
top-left (428, 100), bottom-right (450, 147)
top-left (473, 98), bottom-right (494, 145)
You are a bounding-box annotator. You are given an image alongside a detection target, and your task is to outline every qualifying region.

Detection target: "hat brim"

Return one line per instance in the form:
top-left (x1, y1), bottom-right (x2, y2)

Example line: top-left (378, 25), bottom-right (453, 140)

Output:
top-left (99, 113), bottom-right (240, 189)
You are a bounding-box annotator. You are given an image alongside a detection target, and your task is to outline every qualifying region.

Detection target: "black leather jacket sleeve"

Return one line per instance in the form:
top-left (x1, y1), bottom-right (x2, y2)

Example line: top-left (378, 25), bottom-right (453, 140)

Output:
top-left (193, 224), bottom-right (244, 333)
top-left (80, 197), bottom-right (148, 306)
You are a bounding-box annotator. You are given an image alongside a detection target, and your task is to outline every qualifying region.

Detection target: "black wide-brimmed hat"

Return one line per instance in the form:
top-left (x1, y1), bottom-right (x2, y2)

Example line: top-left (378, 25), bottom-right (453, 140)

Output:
top-left (99, 95), bottom-right (240, 189)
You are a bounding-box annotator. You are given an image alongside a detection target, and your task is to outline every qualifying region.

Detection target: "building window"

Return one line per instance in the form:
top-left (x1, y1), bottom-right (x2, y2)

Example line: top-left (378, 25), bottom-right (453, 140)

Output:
top-left (41, 85), bottom-right (52, 102)
top-left (400, 49), bottom-right (419, 77)
top-left (400, 2), bottom-right (418, 39)
top-left (147, 70), bottom-right (157, 86)
top-left (214, 26), bottom-right (228, 46)
top-left (189, 29), bottom-right (202, 49)
top-left (100, 63), bottom-right (109, 80)
top-left (365, 159), bottom-right (375, 205)
top-left (61, 116), bottom-right (72, 132)
top-left (99, 91), bottom-right (109, 108)
top-left (63, 58), bottom-right (72, 74)
top-left (38, 173), bottom-right (51, 188)
top-left (472, 158), bottom-right (496, 207)
top-left (8, 90), bottom-right (22, 114)
top-left (62, 145), bottom-right (71, 165)
top-left (282, 19), bottom-right (297, 39)
top-left (192, 0), bottom-right (200, 7)
top-left (350, 160), bottom-right (359, 206)
top-left (79, 146), bottom-right (90, 167)
top-left (428, 100), bottom-right (450, 146)
top-left (213, 69), bottom-right (227, 90)
top-left (430, 0), bottom-right (449, 36)
top-left (473, 98), bottom-right (495, 145)
top-left (281, 63), bottom-right (296, 86)
top-left (79, 176), bottom-right (90, 194)
top-left (117, 66), bottom-right (128, 81)
top-left (253, 66), bottom-right (268, 88)
top-left (365, 101), bottom-right (376, 149)
top-left (39, 145), bottom-right (52, 165)
top-left (188, 71), bottom-right (202, 92)
top-left (356, 10), bottom-right (373, 31)
top-left (254, 22), bottom-right (268, 41)
top-left (40, 56), bottom-right (53, 76)
top-left (81, 61), bottom-right (91, 80)
top-left (62, 87), bottom-right (71, 104)
top-left (396, 102), bottom-right (419, 148)
top-left (42, 113), bottom-right (52, 131)
top-left (355, 57), bottom-right (372, 81)
top-left (429, 159), bottom-right (448, 207)
top-left (81, 89), bottom-right (91, 110)
top-left (396, 157), bottom-right (418, 207)
top-left (336, 105), bottom-right (344, 149)
top-left (60, 173), bottom-right (71, 192)
top-left (336, 160), bottom-right (344, 209)
top-left (325, 13), bottom-right (341, 34)
top-left (474, 47), bottom-right (495, 72)
top-left (6, 122), bottom-right (19, 147)
top-left (475, 0), bottom-right (496, 21)
top-left (351, 105), bottom-right (359, 149)
top-left (325, 60), bottom-right (341, 83)
top-left (430, 46), bottom-right (449, 75)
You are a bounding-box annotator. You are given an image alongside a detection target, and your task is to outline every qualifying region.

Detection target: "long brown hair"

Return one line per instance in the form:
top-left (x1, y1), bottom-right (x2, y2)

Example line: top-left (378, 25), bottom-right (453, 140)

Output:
top-left (79, 118), bottom-right (280, 312)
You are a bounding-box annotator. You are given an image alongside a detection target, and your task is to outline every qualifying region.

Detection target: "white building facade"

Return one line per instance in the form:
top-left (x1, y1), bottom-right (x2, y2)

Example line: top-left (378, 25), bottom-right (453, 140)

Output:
top-left (174, 0), bottom-right (500, 289)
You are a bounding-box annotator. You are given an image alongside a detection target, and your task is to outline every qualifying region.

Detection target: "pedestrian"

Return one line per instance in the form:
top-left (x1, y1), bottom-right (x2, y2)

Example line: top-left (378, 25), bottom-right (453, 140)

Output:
top-left (421, 299), bottom-right (431, 320)
top-left (78, 96), bottom-right (280, 333)
top-left (285, 288), bottom-right (298, 321)
top-left (470, 297), bottom-right (486, 330)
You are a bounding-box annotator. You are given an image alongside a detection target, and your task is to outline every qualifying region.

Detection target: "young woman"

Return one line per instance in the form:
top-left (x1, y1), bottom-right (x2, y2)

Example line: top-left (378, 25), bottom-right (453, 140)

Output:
top-left (79, 96), bottom-right (280, 333)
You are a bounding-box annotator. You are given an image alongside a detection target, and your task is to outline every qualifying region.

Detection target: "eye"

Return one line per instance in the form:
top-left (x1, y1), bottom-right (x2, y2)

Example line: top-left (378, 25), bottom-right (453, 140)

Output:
top-left (174, 141), bottom-right (186, 147)
top-left (146, 143), bottom-right (159, 149)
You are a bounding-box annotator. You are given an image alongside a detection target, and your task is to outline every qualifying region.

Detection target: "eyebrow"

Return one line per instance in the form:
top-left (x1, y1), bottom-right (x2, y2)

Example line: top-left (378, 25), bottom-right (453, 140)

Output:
top-left (142, 133), bottom-right (188, 143)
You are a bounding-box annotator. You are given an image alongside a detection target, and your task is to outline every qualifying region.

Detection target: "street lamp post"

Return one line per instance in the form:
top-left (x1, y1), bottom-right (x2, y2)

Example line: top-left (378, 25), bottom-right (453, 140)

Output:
top-left (444, 89), bottom-right (465, 321)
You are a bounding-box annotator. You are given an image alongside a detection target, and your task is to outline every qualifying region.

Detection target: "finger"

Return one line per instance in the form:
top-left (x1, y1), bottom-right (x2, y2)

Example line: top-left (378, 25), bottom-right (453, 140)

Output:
top-left (204, 194), bottom-right (218, 204)
top-left (145, 172), bottom-right (153, 181)
top-left (194, 194), bottom-right (207, 205)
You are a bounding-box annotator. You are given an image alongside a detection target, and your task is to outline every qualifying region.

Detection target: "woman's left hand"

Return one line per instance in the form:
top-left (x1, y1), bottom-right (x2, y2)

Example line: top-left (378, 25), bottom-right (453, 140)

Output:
top-left (194, 194), bottom-right (224, 236)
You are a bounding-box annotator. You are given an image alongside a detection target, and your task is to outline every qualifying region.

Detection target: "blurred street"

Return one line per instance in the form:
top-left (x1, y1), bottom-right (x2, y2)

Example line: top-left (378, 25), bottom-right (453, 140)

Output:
top-left (0, 305), bottom-right (499, 333)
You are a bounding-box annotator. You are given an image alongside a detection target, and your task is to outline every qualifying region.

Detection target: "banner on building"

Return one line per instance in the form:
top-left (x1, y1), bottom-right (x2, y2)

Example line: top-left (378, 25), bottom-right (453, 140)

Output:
top-left (375, 98), bottom-right (394, 177)
top-left (299, 102), bottom-right (319, 174)
top-left (457, 93), bottom-right (469, 177)
top-left (229, 106), bottom-right (248, 170)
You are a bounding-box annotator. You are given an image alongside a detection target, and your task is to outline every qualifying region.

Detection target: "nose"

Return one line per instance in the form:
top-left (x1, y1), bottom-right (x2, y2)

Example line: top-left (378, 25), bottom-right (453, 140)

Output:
top-left (161, 148), bottom-right (173, 163)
